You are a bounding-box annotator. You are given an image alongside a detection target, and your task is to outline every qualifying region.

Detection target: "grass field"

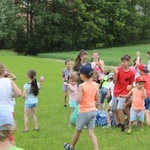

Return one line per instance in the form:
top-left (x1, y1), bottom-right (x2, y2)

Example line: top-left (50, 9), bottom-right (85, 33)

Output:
top-left (0, 44), bottom-right (150, 150)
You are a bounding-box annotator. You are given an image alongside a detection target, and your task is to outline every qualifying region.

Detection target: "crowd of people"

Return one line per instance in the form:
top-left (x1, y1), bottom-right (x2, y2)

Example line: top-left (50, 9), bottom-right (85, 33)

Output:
top-left (62, 50), bottom-right (150, 150)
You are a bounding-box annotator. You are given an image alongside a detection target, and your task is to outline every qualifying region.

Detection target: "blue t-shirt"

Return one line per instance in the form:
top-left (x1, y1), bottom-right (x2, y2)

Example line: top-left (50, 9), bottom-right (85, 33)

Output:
top-left (23, 82), bottom-right (40, 104)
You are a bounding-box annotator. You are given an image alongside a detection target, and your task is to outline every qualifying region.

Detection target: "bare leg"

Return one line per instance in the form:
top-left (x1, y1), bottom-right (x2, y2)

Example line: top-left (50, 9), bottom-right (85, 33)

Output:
top-left (118, 109), bottom-right (125, 124)
top-left (113, 110), bottom-right (121, 125)
top-left (145, 110), bottom-right (150, 127)
top-left (70, 129), bottom-right (81, 148)
top-left (64, 90), bottom-right (68, 106)
top-left (24, 108), bottom-right (30, 131)
top-left (123, 100), bottom-right (132, 122)
top-left (129, 121), bottom-right (134, 130)
top-left (31, 107), bottom-right (38, 129)
top-left (105, 105), bottom-right (111, 126)
top-left (138, 121), bottom-right (143, 129)
top-left (88, 129), bottom-right (99, 150)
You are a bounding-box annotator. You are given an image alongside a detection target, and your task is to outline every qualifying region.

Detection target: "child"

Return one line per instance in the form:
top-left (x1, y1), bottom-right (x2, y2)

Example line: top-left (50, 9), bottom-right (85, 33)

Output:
top-left (64, 65), bottom-right (99, 150)
top-left (62, 59), bottom-right (72, 108)
top-left (22, 69), bottom-right (43, 132)
top-left (91, 51), bottom-right (104, 82)
top-left (0, 63), bottom-right (22, 146)
top-left (120, 76), bottom-right (147, 134)
top-left (0, 105), bottom-right (24, 150)
top-left (65, 72), bottom-right (79, 126)
top-left (111, 54), bottom-right (135, 132)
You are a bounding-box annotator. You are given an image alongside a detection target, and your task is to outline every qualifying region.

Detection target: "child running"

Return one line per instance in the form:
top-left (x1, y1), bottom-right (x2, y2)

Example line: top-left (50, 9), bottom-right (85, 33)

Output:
top-left (22, 69), bottom-right (43, 132)
top-left (64, 65), bottom-right (99, 150)
top-left (62, 59), bottom-right (72, 108)
top-left (0, 105), bottom-right (24, 150)
top-left (120, 76), bottom-right (147, 134)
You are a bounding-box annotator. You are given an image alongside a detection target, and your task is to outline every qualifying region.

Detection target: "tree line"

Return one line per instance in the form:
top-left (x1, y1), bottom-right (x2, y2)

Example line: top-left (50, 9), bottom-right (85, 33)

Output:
top-left (0, 0), bottom-right (150, 55)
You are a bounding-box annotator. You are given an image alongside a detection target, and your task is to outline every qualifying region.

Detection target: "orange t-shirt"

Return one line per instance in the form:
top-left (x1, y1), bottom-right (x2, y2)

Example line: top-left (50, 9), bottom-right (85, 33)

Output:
top-left (79, 82), bottom-right (98, 113)
top-left (131, 87), bottom-right (145, 110)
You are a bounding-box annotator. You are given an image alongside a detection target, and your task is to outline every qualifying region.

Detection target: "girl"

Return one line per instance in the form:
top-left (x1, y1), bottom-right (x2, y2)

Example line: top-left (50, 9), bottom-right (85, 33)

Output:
top-left (73, 49), bottom-right (91, 85)
top-left (62, 59), bottom-right (72, 108)
top-left (22, 69), bottom-right (42, 132)
top-left (91, 51), bottom-right (104, 83)
top-left (65, 72), bottom-right (79, 126)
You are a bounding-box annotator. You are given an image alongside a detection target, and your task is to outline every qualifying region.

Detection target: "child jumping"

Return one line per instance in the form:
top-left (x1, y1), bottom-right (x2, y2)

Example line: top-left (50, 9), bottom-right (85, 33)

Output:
top-left (62, 59), bottom-right (72, 108)
top-left (64, 65), bottom-right (99, 150)
top-left (120, 76), bottom-right (147, 134)
top-left (22, 69), bottom-right (43, 132)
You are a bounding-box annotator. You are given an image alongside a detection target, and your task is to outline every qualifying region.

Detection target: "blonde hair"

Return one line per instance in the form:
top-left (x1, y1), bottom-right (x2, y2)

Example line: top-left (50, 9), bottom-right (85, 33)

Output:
top-left (0, 123), bottom-right (17, 141)
top-left (0, 63), bottom-right (6, 75)
top-left (69, 71), bottom-right (79, 82)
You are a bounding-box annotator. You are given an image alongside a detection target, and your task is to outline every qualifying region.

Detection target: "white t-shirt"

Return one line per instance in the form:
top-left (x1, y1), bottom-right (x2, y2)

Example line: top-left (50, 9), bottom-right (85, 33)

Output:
top-left (106, 81), bottom-right (114, 97)
top-left (0, 78), bottom-right (14, 112)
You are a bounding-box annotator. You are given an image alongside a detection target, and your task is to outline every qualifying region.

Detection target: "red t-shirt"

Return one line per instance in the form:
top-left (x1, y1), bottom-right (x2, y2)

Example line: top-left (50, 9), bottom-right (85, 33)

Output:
top-left (114, 67), bottom-right (135, 96)
top-left (141, 74), bottom-right (150, 97)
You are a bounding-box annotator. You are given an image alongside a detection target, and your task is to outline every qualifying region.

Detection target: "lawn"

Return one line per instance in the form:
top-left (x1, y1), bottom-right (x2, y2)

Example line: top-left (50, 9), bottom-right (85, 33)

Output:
top-left (0, 44), bottom-right (150, 150)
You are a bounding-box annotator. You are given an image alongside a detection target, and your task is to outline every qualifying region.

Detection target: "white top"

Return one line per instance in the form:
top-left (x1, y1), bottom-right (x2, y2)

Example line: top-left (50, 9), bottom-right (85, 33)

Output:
top-left (68, 84), bottom-right (78, 101)
top-left (0, 78), bottom-right (14, 112)
top-left (106, 81), bottom-right (114, 97)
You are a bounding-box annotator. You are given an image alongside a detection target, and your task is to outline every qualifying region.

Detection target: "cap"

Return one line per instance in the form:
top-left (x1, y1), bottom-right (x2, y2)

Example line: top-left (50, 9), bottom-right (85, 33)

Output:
top-left (107, 73), bottom-right (114, 79)
top-left (80, 65), bottom-right (94, 75)
top-left (138, 64), bottom-right (149, 73)
top-left (135, 76), bottom-right (146, 83)
top-left (0, 105), bottom-right (14, 130)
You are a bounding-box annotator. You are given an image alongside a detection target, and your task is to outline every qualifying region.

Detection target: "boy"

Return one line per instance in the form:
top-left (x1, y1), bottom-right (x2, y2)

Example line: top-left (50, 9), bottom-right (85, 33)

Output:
top-left (120, 76), bottom-right (147, 134)
top-left (111, 54), bottom-right (135, 132)
top-left (64, 65), bottom-right (99, 150)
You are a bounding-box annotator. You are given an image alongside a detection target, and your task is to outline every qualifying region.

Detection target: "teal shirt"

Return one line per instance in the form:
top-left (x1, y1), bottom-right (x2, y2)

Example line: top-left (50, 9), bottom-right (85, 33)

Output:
top-left (23, 82), bottom-right (40, 104)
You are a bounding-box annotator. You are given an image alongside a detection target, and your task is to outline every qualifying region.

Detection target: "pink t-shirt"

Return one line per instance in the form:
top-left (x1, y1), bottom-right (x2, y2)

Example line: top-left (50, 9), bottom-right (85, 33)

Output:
top-left (141, 74), bottom-right (150, 97)
top-left (91, 60), bottom-right (104, 80)
top-left (68, 84), bottom-right (78, 101)
top-left (114, 67), bottom-right (135, 96)
top-left (131, 87), bottom-right (146, 110)
top-left (79, 82), bottom-right (97, 113)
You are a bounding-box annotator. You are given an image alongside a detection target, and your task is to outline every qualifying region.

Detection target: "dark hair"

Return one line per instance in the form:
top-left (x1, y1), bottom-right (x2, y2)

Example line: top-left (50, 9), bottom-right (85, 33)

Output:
top-left (121, 54), bottom-right (131, 61)
top-left (73, 49), bottom-right (88, 71)
top-left (27, 70), bottom-right (39, 96)
top-left (65, 59), bottom-right (71, 65)
top-left (147, 51), bottom-right (150, 55)
top-left (133, 57), bottom-right (142, 66)
top-left (84, 73), bottom-right (93, 79)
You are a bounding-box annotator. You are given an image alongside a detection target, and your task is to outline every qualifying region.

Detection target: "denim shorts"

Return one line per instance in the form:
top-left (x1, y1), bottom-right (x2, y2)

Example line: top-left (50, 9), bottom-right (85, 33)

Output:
top-left (69, 100), bottom-right (78, 108)
top-left (145, 97), bottom-right (150, 110)
top-left (25, 103), bottom-right (37, 108)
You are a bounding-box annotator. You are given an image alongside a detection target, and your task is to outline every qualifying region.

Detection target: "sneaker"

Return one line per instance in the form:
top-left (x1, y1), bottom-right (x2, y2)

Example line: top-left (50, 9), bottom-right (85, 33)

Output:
top-left (103, 125), bottom-right (111, 128)
top-left (64, 105), bottom-right (67, 108)
top-left (127, 129), bottom-right (132, 134)
top-left (83, 126), bottom-right (87, 129)
top-left (63, 143), bottom-right (75, 150)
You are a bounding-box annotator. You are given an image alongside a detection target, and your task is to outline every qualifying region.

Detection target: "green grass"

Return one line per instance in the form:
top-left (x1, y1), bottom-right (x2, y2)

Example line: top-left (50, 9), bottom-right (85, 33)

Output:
top-left (0, 44), bottom-right (150, 150)
top-left (37, 43), bottom-right (150, 67)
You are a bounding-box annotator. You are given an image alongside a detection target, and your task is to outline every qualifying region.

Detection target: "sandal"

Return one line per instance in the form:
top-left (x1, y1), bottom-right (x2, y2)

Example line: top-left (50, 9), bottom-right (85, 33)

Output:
top-left (63, 143), bottom-right (75, 150)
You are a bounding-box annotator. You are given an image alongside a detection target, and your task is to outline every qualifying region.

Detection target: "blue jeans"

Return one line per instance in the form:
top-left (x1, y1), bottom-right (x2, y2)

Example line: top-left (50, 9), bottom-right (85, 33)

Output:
top-left (100, 87), bottom-right (107, 103)
top-left (145, 97), bottom-right (150, 110)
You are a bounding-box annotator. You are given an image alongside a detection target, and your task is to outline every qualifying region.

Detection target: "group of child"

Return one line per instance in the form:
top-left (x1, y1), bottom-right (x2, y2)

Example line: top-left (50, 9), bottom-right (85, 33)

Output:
top-left (0, 63), bottom-right (44, 149)
top-left (62, 50), bottom-right (150, 150)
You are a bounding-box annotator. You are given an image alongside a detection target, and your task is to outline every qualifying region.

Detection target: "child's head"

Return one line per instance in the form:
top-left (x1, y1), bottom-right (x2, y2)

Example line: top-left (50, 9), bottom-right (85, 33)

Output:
top-left (147, 51), bottom-right (150, 60)
top-left (65, 59), bottom-right (72, 69)
top-left (107, 72), bottom-right (114, 81)
top-left (80, 65), bottom-right (94, 79)
top-left (69, 74), bottom-right (79, 85)
top-left (92, 72), bottom-right (99, 82)
top-left (91, 51), bottom-right (100, 62)
top-left (135, 76), bottom-right (146, 89)
top-left (133, 57), bottom-right (142, 66)
top-left (0, 63), bottom-right (6, 76)
top-left (120, 54), bottom-right (131, 68)
top-left (104, 69), bottom-right (111, 75)
top-left (138, 64), bottom-right (149, 74)
top-left (0, 106), bottom-right (16, 141)
top-left (27, 69), bottom-right (39, 96)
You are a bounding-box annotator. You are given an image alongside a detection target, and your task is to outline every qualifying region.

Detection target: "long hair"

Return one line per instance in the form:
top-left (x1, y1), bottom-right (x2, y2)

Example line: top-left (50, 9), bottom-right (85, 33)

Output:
top-left (0, 63), bottom-right (5, 75)
top-left (27, 70), bottom-right (39, 96)
top-left (73, 49), bottom-right (88, 71)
